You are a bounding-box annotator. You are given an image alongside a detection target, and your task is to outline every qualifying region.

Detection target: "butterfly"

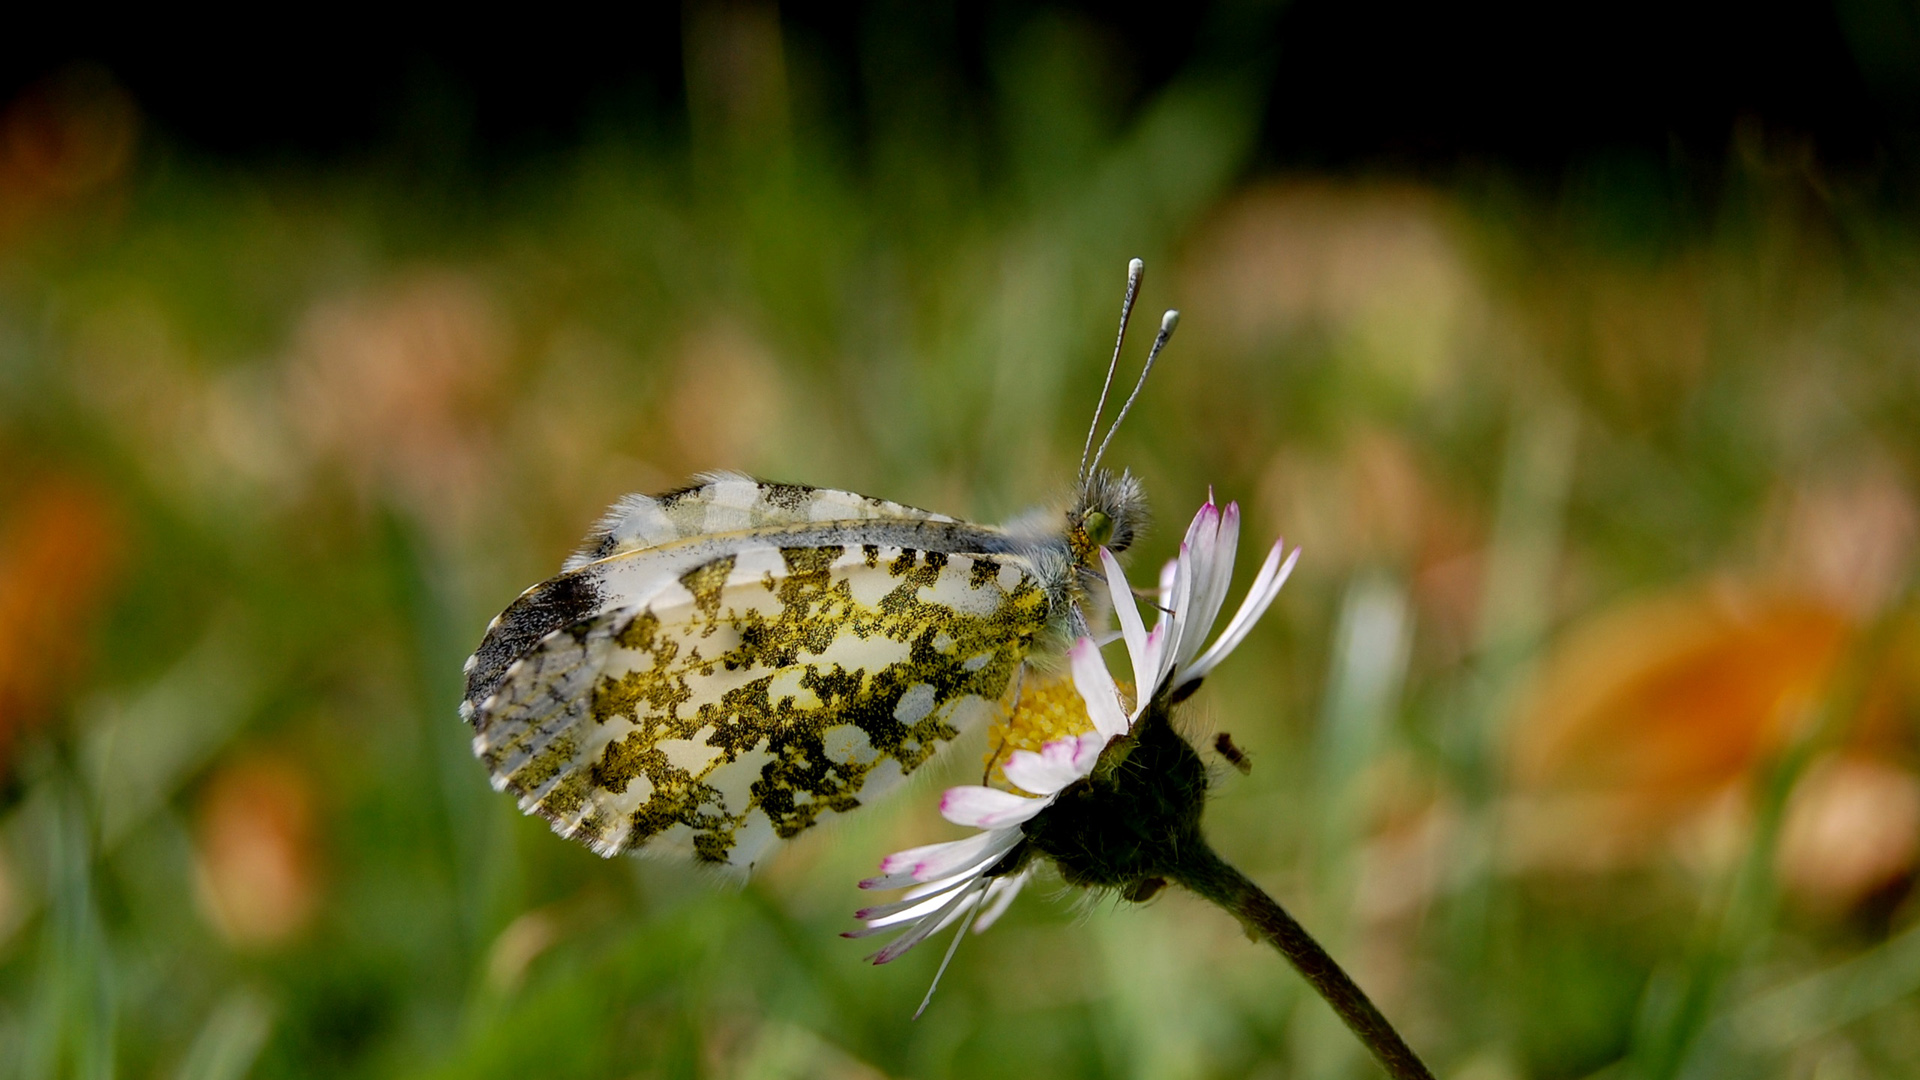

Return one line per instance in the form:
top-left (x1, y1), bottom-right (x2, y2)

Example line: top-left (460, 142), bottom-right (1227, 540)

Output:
top-left (460, 259), bottom-right (1180, 870)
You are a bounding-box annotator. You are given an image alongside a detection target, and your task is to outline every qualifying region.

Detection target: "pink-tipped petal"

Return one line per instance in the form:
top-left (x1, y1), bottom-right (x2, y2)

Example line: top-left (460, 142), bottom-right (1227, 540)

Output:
top-left (870, 879), bottom-right (987, 964)
top-left (1189, 501), bottom-right (1241, 657)
top-left (940, 785), bottom-right (1048, 828)
top-left (1002, 732), bottom-right (1103, 794)
top-left (844, 916), bottom-right (919, 939)
top-left (1182, 497), bottom-right (1221, 553)
top-left (1183, 541), bottom-right (1297, 687)
top-left (1181, 502), bottom-right (1223, 613)
top-left (1068, 637), bottom-right (1130, 739)
top-left (862, 829), bottom-right (1009, 890)
top-left (853, 874), bottom-right (977, 926)
top-left (874, 837), bottom-right (970, 875)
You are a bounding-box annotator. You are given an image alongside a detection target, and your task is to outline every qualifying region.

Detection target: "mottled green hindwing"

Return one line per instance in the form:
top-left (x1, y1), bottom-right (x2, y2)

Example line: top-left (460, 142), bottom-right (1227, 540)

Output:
top-left (470, 543), bottom-right (1050, 868)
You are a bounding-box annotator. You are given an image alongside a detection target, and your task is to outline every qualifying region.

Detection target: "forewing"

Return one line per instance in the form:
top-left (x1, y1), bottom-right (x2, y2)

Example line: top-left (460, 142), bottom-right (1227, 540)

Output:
top-left (463, 518), bottom-right (1019, 718)
top-left (464, 477), bottom-right (1016, 716)
top-left (469, 544), bottom-right (1050, 869)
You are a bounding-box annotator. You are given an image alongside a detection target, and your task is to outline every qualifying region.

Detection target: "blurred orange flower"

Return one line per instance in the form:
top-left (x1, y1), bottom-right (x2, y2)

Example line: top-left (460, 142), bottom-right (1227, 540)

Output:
top-left (194, 753), bottom-right (322, 948)
top-left (0, 477), bottom-right (126, 775)
top-left (1506, 584), bottom-right (1853, 871)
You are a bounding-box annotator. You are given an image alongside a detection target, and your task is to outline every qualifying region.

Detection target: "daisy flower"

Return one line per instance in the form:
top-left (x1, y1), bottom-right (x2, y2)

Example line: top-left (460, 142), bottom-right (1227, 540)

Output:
top-left (848, 494), bottom-right (1297, 1013)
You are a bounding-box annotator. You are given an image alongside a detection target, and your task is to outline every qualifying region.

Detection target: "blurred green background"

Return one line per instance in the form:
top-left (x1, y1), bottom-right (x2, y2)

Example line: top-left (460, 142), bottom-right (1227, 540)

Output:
top-left (4, 3), bottom-right (1920, 1077)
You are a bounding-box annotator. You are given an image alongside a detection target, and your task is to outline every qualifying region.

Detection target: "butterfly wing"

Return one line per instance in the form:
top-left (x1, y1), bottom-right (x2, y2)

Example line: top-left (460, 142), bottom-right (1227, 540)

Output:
top-left (468, 542), bottom-right (1050, 868)
top-left (463, 478), bottom-right (1021, 715)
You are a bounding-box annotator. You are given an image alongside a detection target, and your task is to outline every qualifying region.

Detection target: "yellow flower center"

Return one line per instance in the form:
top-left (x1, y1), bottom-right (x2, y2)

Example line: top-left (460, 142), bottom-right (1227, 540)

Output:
top-left (982, 668), bottom-right (1130, 794)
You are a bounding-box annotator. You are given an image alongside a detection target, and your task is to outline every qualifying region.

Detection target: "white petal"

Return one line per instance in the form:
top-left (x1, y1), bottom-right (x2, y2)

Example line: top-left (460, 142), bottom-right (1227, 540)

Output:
top-left (1182, 542), bottom-right (1297, 688)
top-left (913, 882), bottom-right (990, 1017)
top-left (972, 869), bottom-right (1030, 933)
top-left (1073, 729), bottom-right (1107, 766)
top-left (940, 785), bottom-right (1048, 828)
top-left (918, 880), bottom-right (988, 939)
top-left (1154, 557), bottom-right (1179, 626)
top-left (1003, 732), bottom-right (1103, 794)
top-left (1190, 500), bottom-right (1225, 587)
top-left (1068, 637), bottom-right (1130, 739)
top-left (1180, 498), bottom-right (1220, 564)
top-left (855, 875), bottom-right (972, 922)
top-left (871, 878), bottom-right (988, 964)
top-left (863, 828), bottom-right (1015, 890)
top-left (1152, 553), bottom-right (1182, 680)
top-left (901, 875), bottom-right (959, 902)
top-left (1100, 548), bottom-right (1149, 682)
top-left (1188, 501), bottom-right (1240, 663)
top-left (849, 873), bottom-right (979, 931)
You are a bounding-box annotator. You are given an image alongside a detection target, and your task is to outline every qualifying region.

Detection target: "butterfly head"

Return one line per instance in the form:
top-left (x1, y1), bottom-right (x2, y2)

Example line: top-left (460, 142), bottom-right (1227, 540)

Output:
top-left (1069, 467), bottom-right (1146, 562)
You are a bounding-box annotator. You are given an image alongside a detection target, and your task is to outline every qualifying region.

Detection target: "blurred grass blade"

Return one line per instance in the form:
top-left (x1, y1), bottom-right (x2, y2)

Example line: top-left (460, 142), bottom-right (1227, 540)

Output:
top-left (81, 622), bottom-right (262, 848)
top-left (1300, 574), bottom-right (1411, 1079)
top-left (1441, 384), bottom-right (1579, 971)
top-left (1316, 573), bottom-right (1411, 847)
top-left (382, 510), bottom-right (503, 963)
top-left (730, 1021), bottom-right (881, 1080)
top-left (173, 991), bottom-right (272, 1080)
top-left (1473, 385), bottom-right (1578, 699)
top-left (23, 776), bottom-right (114, 1080)
top-left (1729, 855), bottom-right (1920, 1050)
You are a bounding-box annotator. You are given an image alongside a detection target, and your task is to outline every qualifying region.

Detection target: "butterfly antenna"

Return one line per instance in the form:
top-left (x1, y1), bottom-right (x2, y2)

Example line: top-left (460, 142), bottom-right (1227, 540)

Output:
top-left (1079, 258), bottom-right (1145, 484)
top-left (1088, 308), bottom-right (1179, 476)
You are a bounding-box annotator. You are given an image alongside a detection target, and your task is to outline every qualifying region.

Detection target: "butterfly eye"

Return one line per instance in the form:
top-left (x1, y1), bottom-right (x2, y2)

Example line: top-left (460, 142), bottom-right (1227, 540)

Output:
top-left (1083, 510), bottom-right (1115, 548)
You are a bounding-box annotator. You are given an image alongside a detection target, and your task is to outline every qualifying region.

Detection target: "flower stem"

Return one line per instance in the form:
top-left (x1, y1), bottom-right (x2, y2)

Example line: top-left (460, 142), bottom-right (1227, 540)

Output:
top-left (1170, 842), bottom-right (1436, 1080)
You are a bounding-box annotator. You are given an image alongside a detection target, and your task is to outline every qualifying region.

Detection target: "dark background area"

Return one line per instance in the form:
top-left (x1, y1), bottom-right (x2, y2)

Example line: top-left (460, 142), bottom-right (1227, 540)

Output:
top-left (8, 0), bottom-right (1920, 177)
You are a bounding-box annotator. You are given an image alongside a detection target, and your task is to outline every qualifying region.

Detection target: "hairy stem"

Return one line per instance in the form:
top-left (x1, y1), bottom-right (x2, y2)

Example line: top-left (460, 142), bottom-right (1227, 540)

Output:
top-left (1170, 842), bottom-right (1436, 1080)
